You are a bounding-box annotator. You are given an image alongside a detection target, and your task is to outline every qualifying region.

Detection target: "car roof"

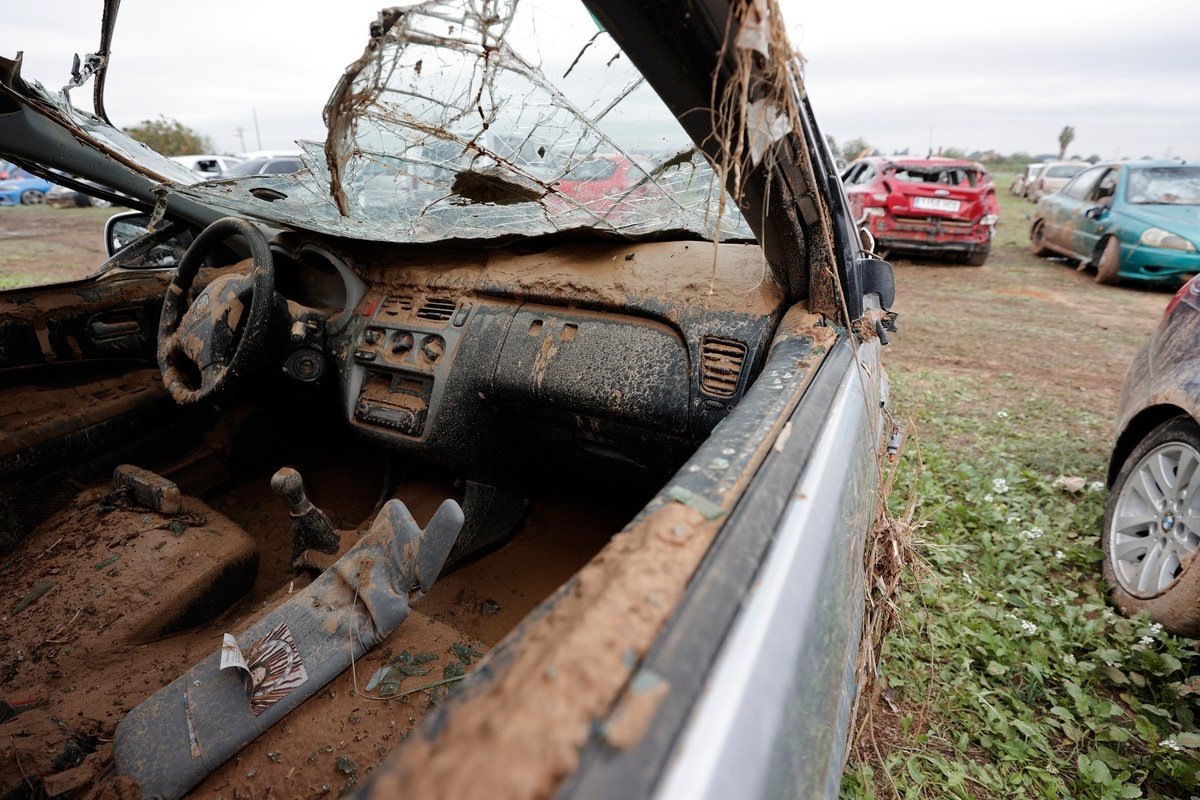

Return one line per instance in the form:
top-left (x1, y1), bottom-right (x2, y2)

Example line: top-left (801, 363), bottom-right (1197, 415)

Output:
top-left (867, 156), bottom-right (984, 170)
top-left (1121, 159), bottom-right (1195, 170)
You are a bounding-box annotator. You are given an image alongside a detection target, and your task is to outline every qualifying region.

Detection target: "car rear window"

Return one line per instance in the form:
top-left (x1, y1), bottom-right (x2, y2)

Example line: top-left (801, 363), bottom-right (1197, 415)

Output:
top-left (1044, 164), bottom-right (1085, 178)
top-left (889, 165), bottom-right (981, 187)
top-left (1126, 167), bottom-right (1200, 205)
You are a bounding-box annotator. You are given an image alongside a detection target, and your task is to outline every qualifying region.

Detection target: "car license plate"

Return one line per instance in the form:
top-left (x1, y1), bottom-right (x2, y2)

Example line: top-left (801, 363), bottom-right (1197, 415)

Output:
top-left (912, 196), bottom-right (960, 212)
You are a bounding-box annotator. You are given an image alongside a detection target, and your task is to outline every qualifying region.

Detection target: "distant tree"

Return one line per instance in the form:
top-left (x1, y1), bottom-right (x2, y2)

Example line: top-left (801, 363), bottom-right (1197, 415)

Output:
top-left (1086, 154), bottom-right (1101, 164)
top-left (939, 146), bottom-right (967, 159)
top-left (825, 134), bottom-right (838, 157)
top-left (1057, 126), bottom-right (1075, 160)
top-left (123, 115), bottom-right (214, 156)
top-left (841, 137), bottom-right (871, 162)
top-left (894, 147), bottom-right (910, 156)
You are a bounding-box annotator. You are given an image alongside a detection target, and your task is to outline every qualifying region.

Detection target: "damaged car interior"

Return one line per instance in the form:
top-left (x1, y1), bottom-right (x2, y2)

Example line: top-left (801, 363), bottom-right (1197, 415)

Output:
top-left (0, 1), bottom-right (895, 798)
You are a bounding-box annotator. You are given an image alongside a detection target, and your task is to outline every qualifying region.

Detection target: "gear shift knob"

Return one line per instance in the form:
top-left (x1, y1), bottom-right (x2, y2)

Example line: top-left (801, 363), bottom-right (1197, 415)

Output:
top-left (270, 467), bottom-right (340, 571)
top-left (271, 467), bottom-right (312, 513)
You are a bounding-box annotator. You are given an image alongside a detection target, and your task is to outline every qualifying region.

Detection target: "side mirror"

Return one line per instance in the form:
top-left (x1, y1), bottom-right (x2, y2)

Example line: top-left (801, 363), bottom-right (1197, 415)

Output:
top-left (1085, 206), bottom-right (1108, 221)
top-left (104, 210), bottom-right (152, 256)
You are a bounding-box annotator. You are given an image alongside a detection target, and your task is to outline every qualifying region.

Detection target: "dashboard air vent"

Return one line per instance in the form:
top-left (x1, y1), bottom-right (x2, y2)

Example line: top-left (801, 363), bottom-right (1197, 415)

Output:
top-left (379, 295), bottom-right (414, 319)
top-left (700, 336), bottom-right (747, 397)
top-left (416, 297), bottom-right (457, 322)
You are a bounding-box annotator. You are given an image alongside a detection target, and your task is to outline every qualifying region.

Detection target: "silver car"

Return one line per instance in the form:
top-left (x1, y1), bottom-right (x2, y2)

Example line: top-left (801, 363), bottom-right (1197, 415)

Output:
top-left (0, 1), bottom-right (894, 797)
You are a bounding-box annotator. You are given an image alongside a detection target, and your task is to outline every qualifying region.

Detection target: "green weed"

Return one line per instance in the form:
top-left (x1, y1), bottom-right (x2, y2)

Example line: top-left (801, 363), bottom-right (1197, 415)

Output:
top-left (843, 370), bottom-right (1200, 799)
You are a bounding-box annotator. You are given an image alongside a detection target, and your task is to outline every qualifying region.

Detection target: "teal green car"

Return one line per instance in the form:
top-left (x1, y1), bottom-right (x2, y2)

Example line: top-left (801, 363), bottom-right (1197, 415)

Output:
top-left (1030, 161), bottom-right (1200, 285)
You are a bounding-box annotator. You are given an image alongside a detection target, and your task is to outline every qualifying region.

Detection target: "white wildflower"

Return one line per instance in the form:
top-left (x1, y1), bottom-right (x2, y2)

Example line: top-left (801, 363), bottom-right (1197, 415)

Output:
top-left (1007, 515), bottom-right (1021, 525)
top-left (1022, 527), bottom-right (1045, 540)
top-left (1151, 623), bottom-right (1164, 634)
top-left (1161, 738), bottom-right (1183, 752)
top-left (1055, 550), bottom-right (1066, 560)
top-left (996, 410), bottom-right (1009, 419)
top-left (1105, 659), bottom-right (1121, 667)
top-left (1089, 481), bottom-right (1104, 492)
top-left (1020, 620), bottom-right (1038, 635)
top-left (993, 478), bottom-right (1009, 494)
top-left (1062, 653), bottom-right (1076, 666)
top-left (962, 571), bottom-right (973, 586)
top-left (1139, 636), bottom-right (1154, 646)
top-left (984, 493), bottom-right (994, 503)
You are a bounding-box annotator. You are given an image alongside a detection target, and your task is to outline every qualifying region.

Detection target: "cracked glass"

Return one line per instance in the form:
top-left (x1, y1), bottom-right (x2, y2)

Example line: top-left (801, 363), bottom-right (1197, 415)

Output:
top-left (166, 0), bottom-right (754, 244)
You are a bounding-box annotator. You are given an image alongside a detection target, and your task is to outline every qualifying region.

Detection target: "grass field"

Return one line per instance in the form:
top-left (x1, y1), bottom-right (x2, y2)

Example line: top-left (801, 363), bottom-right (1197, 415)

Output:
top-left (0, 205), bottom-right (111, 289)
top-left (840, 173), bottom-right (1200, 798)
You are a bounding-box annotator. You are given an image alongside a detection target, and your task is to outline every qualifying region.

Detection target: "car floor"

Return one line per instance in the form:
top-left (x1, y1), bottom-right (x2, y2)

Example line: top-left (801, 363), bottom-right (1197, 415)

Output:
top-left (0, 433), bottom-right (640, 799)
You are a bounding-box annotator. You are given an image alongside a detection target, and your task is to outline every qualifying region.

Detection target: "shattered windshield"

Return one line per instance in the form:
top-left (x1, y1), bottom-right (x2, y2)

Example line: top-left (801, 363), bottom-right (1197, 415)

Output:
top-left (163, 0), bottom-right (753, 244)
top-left (1126, 167), bottom-right (1200, 205)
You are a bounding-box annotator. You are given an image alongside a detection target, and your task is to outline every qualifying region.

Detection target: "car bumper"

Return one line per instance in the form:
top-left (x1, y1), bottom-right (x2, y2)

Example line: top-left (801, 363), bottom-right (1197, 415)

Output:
top-left (1118, 242), bottom-right (1200, 282)
top-left (868, 214), bottom-right (992, 255)
top-left (0, 191), bottom-right (21, 206)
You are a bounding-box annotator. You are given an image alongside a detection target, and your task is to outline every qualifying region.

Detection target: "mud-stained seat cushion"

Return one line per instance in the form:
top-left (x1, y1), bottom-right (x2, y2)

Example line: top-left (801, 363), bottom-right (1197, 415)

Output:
top-left (0, 366), bottom-right (168, 463)
top-left (4, 487), bottom-right (259, 654)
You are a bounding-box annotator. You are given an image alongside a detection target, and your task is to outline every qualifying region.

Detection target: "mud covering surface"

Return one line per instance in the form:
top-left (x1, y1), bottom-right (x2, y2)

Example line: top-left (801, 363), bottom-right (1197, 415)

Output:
top-left (0, 367), bottom-right (166, 461)
top-left (355, 239), bottom-right (782, 318)
top-left (366, 501), bottom-right (720, 800)
top-left (0, 462), bottom-right (628, 798)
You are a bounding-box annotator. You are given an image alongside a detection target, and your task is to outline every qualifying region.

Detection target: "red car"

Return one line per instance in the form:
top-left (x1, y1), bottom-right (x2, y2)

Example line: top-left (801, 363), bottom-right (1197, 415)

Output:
top-left (555, 154), bottom-right (640, 206)
top-left (842, 156), bottom-right (1000, 265)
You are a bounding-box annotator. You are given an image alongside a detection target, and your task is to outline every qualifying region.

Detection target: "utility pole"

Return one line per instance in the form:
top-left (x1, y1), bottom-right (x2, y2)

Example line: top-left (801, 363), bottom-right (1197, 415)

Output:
top-left (252, 108), bottom-right (262, 151)
top-left (235, 126), bottom-right (246, 153)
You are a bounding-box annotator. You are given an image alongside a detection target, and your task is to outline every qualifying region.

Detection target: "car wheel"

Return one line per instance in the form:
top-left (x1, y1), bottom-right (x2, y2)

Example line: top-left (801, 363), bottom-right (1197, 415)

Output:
top-left (1095, 236), bottom-right (1121, 285)
top-left (1030, 220), bottom-right (1051, 256)
top-left (20, 189), bottom-right (45, 205)
top-left (1102, 417), bottom-right (1200, 636)
top-left (963, 243), bottom-right (990, 267)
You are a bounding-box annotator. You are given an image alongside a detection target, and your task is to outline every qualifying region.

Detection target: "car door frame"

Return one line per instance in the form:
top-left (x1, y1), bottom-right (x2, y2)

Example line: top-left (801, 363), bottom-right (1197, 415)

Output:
top-left (1046, 165), bottom-right (1107, 256)
top-left (1070, 165), bottom-right (1120, 260)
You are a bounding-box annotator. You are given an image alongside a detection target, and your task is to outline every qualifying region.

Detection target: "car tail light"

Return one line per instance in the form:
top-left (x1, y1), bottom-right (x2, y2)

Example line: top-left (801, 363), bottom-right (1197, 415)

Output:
top-left (1164, 276), bottom-right (1199, 320)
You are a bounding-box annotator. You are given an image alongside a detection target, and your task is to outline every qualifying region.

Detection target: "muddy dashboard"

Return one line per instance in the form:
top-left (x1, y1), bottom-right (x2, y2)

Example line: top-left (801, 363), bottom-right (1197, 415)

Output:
top-left (272, 237), bottom-right (787, 480)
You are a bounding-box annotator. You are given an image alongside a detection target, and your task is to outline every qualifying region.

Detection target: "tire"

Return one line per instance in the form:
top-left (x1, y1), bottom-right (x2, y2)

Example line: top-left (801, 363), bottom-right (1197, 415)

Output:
top-left (1102, 417), bottom-right (1200, 636)
top-left (1095, 236), bottom-right (1121, 285)
top-left (1030, 220), bottom-right (1051, 256)
top-left (19, 189), bottom-right (45, 205)
top-left (963, 243), bottom-right (990, 267)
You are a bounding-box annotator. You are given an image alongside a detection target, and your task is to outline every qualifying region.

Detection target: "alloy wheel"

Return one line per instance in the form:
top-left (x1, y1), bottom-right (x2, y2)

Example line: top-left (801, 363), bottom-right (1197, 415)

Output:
top-left (1109, 441), bottom-right (1200, 598)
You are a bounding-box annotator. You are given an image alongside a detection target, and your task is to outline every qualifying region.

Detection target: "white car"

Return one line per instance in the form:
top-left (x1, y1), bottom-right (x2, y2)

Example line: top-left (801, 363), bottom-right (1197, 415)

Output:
top-left (169, 154), bottom-right (243, 178)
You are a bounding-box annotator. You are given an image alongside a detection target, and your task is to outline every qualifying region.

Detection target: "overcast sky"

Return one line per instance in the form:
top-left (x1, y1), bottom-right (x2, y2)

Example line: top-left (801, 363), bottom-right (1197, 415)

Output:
top-left (8, 0), bottom-right (1200, 161)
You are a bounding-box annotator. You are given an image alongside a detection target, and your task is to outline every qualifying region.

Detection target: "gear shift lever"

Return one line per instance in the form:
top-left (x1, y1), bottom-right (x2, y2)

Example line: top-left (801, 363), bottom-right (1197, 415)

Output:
top-left (270, 467), bottom-right (340, 571)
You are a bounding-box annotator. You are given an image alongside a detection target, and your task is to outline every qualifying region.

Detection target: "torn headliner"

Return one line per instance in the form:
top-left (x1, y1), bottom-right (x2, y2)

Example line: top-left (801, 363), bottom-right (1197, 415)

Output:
top-left (2, 0), bottom-right (756, 247)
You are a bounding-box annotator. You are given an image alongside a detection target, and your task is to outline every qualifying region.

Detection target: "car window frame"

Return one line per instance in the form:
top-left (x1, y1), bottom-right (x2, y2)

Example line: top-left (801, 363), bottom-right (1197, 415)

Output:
top-left (1062, 166), bottom-right (1107, 200)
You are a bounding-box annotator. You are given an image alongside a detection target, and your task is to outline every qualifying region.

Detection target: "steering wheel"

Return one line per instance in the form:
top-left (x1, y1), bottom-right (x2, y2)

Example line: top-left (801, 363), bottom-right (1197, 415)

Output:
top-left (157, 217), bottom-right (276, 405)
